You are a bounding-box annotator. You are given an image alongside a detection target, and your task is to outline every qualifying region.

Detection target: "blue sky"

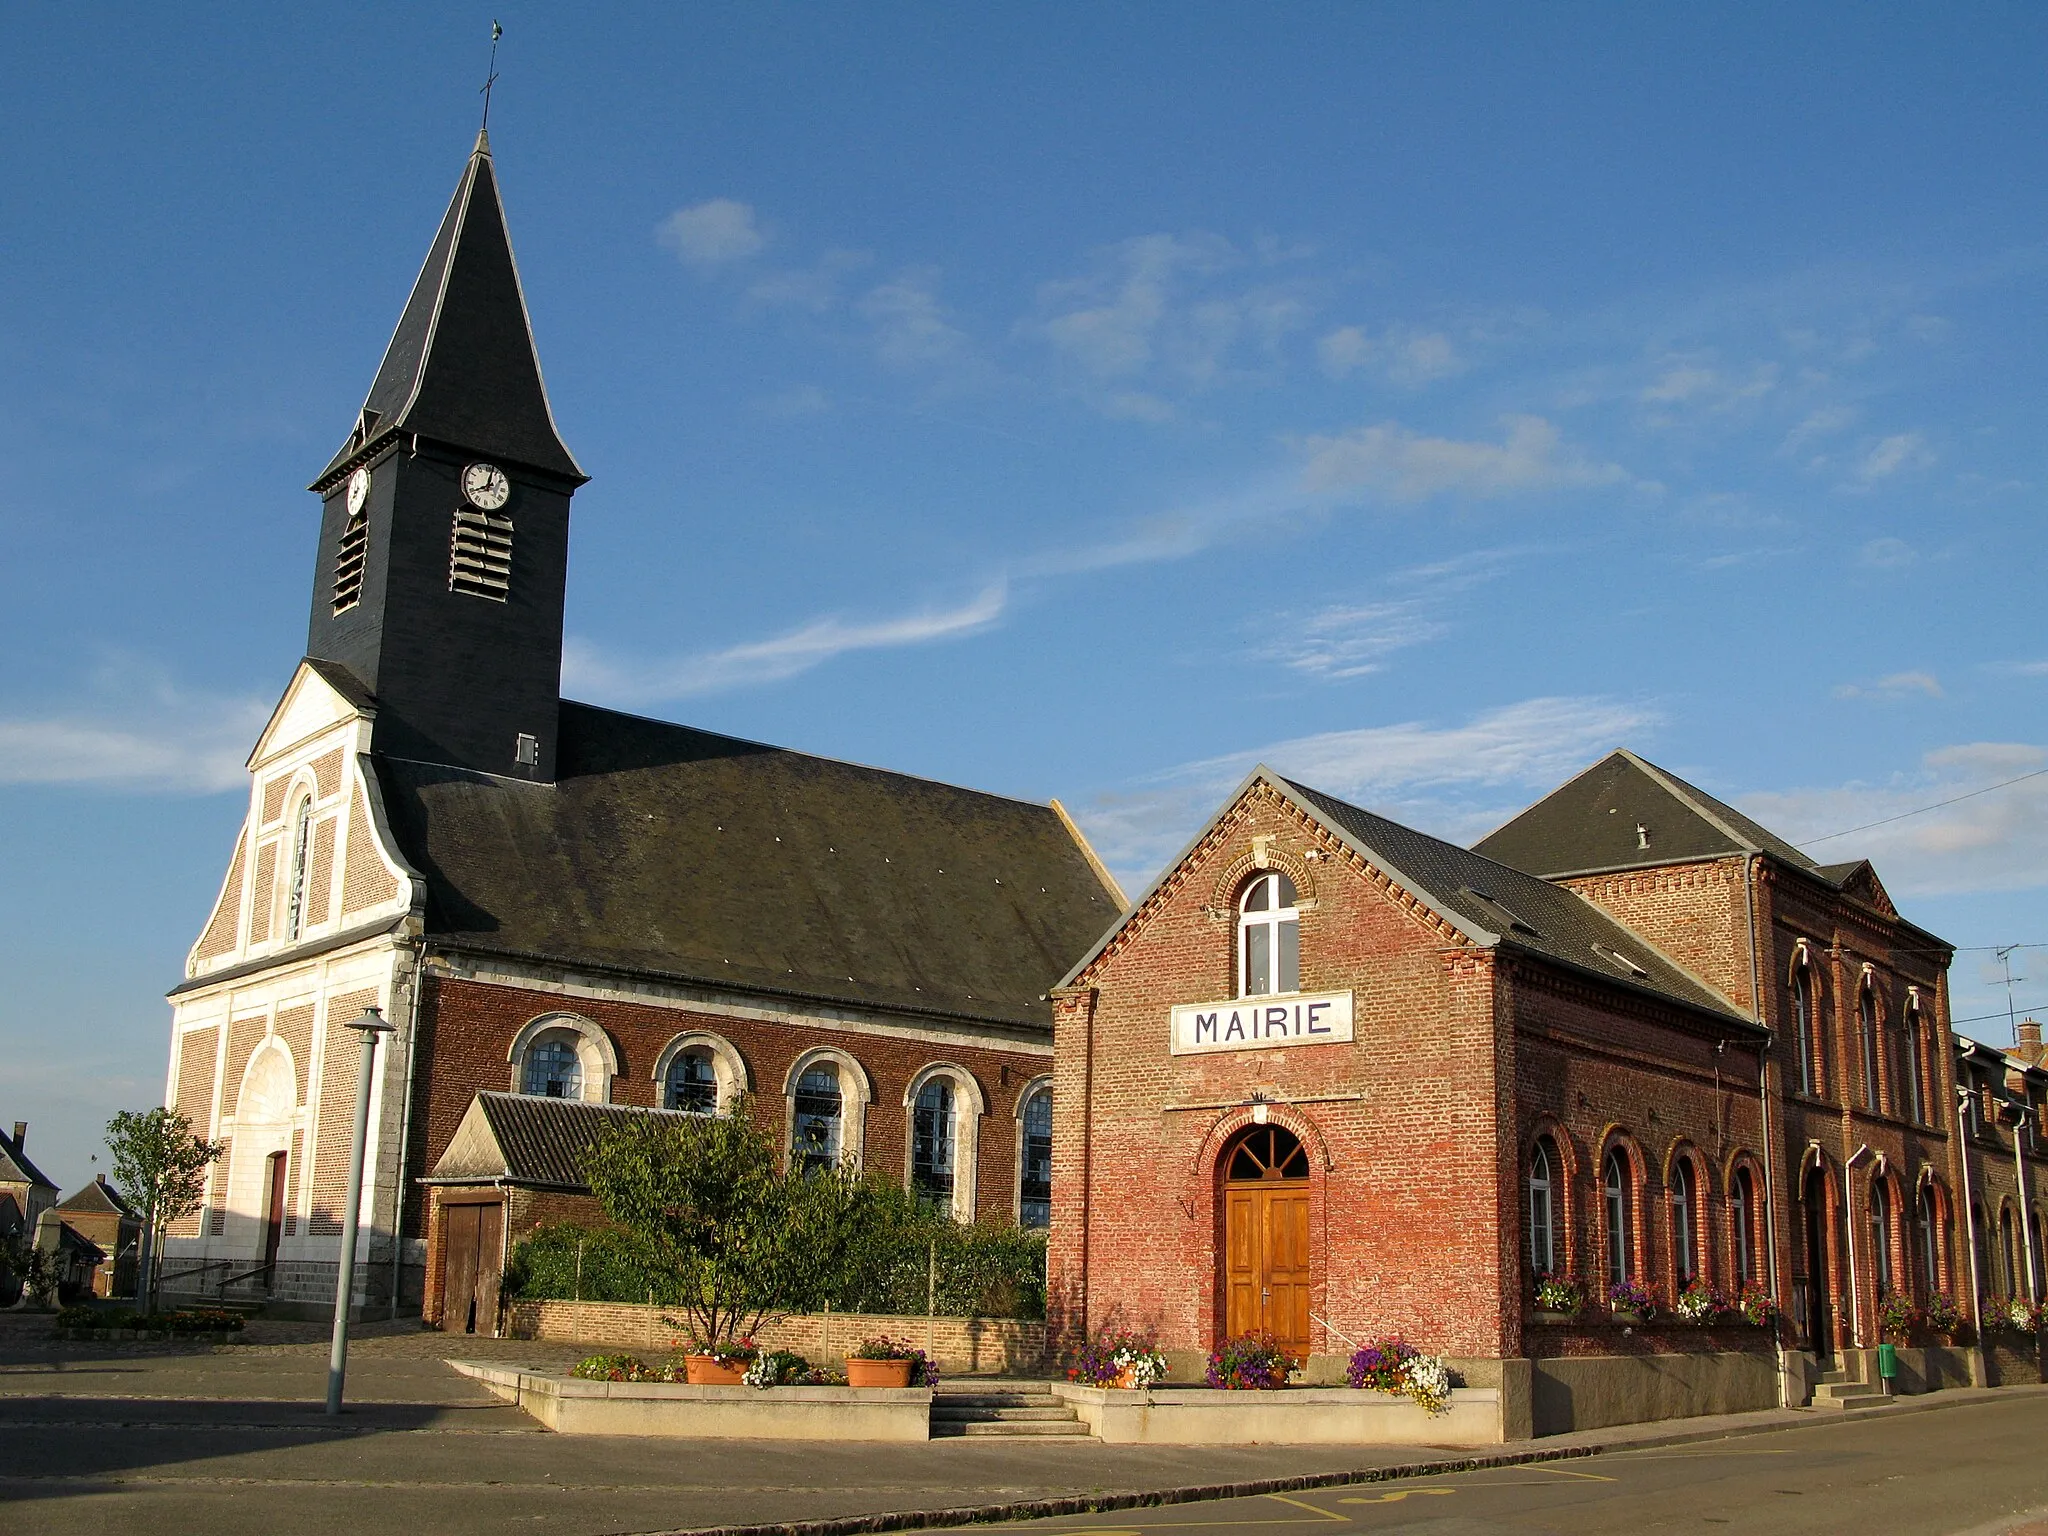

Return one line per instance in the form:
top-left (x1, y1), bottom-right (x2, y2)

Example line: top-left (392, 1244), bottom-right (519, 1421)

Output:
top-left (5, 5), bottom-right (2047, 1192)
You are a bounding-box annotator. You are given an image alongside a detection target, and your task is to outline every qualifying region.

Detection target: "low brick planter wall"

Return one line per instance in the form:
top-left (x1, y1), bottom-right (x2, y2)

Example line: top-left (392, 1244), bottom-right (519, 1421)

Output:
top-left (452, 1360), bottom-right (934, 1440)
top-left (52, 1328), bottom-right (247, 1344)
top-left (503, 1300), bottom-right (1045, 1375)
top-left (1053, 1383), bottom-right (1504, 1447)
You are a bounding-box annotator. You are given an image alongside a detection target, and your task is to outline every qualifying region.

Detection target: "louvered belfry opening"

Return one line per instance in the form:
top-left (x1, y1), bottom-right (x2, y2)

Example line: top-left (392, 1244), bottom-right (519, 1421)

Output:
top-left (449, 504), bottom-right (513, 600)
top-left (332, 512), bottom-right (368, 613)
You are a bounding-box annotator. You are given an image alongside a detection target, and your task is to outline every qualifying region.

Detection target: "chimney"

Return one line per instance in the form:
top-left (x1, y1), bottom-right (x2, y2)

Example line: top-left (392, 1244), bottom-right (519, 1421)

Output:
top-left (9, 1122), bottom-right (21, 1149)
top-left (2021, 1018), bottom-right (2044, 1066)
top-left (97, 1173), bottom-right (109, 1188)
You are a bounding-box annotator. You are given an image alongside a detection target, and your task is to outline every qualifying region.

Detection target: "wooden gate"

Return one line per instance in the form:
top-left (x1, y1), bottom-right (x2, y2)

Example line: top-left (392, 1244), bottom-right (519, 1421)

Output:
top-left (1220, 1125), bottom-right (1314, 1360)
top-left (440, 1199), bottom-right (505, 1336)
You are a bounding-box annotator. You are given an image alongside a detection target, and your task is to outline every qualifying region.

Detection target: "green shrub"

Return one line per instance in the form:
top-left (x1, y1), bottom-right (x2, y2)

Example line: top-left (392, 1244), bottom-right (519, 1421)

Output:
top-left (503, 1223), bottom-right (676, 1306)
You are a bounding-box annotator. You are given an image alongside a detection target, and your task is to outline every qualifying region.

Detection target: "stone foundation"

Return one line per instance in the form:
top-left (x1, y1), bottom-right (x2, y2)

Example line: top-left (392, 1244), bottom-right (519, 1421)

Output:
top-left (452, 1361), bottom-right (934, 1440)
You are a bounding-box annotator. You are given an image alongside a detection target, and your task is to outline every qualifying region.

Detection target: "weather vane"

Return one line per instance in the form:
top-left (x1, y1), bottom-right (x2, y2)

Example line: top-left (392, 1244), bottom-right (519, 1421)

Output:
top-left (480, 20), bottom-right (503, 134)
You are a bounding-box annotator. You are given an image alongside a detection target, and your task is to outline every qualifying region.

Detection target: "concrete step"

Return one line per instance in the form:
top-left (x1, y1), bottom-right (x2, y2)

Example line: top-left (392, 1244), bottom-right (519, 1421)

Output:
top-left (931, 1404), bottom-right (1078, 1423)
top-left (932, 1418), bottom-right (1093, 1438)
top-left (934, 1392), bottom-right (1056, 1409)
top-left (1812, 1389), bottom-right (1886, 1410)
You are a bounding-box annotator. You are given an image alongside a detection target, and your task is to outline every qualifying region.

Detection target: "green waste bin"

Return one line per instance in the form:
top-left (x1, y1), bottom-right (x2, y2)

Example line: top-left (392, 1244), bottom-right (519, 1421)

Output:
top-left (1877, 1341), bottom-right (1899, 1393)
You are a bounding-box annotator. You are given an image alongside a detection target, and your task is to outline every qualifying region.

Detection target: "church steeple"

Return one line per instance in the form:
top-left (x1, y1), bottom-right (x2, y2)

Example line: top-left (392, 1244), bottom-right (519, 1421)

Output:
top-left (305, 136), bottom-right (584, 784)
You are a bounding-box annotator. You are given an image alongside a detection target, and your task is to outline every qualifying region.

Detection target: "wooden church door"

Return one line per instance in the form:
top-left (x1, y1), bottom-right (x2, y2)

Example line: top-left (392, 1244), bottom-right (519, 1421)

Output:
top-left (440, 1200), bottom-right (505, 1336)
top-left (1221, 1125), bottom-right (1314, 1359)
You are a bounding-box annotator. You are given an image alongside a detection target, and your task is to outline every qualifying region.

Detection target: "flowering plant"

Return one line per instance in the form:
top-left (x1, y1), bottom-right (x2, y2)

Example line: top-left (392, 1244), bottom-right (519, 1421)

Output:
top-left (848, 1335), bottom-right (939, 1385)
top-left (1607, 1279), bottom-right (1658, 1319)
top-left (1068, 1327), bottom-right (1169, 1388)
top-left (1674, 1277), bottom-right (1724, 1325)
top-left (1205, 1332), bottom-right (1293, 1390)
top-left (1344, 1336), bottom-right (1453, 1415)
top-left (1999, 1296), bottom-right (2043, 1335)
top-left (1735, 1283), bottom-right (1778, 1327)
top-left (1533, 1271), bottom-right (1584, 1315)
top-left (1923, 1291), bottom-right (1963, 1337)
top-left (743, 1348), bottom-right (814, 1388)
top-left (572, 1353), bottom-right (657, 1382)
top-left (692, 1335), bottom-right (759, 1366)
top-left (1875, 1290), bottom-right (1918, 1343)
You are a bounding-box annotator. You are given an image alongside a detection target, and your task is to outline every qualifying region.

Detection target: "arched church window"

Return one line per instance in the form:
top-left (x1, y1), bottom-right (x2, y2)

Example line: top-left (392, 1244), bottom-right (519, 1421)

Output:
top-left (1903, 996), bottom-right (1925, 1124)
top-left (664, 1049), bottom-right (718, 1114)
top-left (793, 1063), bottom-right (844, 1173)
top-left (284, 795), bottom-right (314, 942)
top-left (1731, 1166), bottom-right (1757, 1286)
top-left (1871, 1178), bottom-right (1894, 1294)
top-left (1238, 872), bottom-right (1300, 997)
top-left (1018, 1086), bottom-right (1052, 1229)
top-left (522, 1033), bottom-right (582, 1099)
top-left (1792, 953), bottom-right (1821, 1097)
top-left (1918, 1181), bottom-right (1941, 1294)
top-left (1672, 1156), bottom-right (1700, 1286)
top-left (1860, 976), bottom-right (1882, 1112)
top-left (1528, 1136), bottom-right (1560, 1275)
top-left (912, 1077), bottom-right (956, 1210)
top-left (1604, 1146), bottom-right (1635, 1291)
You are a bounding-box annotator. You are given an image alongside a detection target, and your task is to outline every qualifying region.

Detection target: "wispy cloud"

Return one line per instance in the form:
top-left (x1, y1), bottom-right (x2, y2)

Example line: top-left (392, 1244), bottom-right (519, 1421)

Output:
top-left (657, 199), bottom-right (767, 266)
top-left (1857, 536), bottom-right (1917, 569)
top-left (1068, 694), bottom-right (1658, 889)
top-left (1256, 549), bottom-right (1517, 679)
top-left (1833, 669), bottom-right (1943, 701)
top-left (859, 269), bottom-right (973, 370)
top-left (1741, 743), bottom-right (2048, 896)
top-left (1317, 325), bottom-right (1465, 386)
top-left (0, 657), bottom-right (269, 794)
top-left (563, 584), bottom-right (1007, 706)
top-left (1299, 415), bottom-right (1635, 502)
top-left (1855, 431), bottom-right (1933, 483)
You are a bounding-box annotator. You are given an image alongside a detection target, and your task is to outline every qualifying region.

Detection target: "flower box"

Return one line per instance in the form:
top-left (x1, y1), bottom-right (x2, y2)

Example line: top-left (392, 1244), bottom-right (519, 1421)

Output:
top-left (1610, 1307), bottom-right (1649, 1326)
top-left (846, 1357), bottom-right (914, 1388)
top-left (683, 1354), bottom-right (748, 1386)
top-left (1532, 1309), bottom-right (1578, 1325)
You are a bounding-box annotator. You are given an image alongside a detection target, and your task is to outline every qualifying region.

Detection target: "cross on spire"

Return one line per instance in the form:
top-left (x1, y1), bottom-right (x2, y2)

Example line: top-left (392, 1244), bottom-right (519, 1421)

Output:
top-left (480, 21), bottom-right (502, 136)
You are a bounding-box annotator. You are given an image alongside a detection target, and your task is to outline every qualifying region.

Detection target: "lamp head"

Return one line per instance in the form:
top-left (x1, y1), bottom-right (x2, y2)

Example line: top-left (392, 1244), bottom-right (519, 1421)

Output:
top-left (347, 1005), bottom-right (396, 1035)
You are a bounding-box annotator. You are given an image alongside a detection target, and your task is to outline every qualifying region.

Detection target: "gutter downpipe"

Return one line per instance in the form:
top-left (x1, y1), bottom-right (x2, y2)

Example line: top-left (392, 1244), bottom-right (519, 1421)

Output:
top-left (2016, 1110), bottom-right (2038, 1306)
top-left (1957, 1084), bottom-right (1985, 1338)
top-left (1844, 1143), bottom-right (1871, 1354)
top-left (1743, 853), bottom-right (1790, 1407)
top-left (389, 935), bottom-right (424, 1320)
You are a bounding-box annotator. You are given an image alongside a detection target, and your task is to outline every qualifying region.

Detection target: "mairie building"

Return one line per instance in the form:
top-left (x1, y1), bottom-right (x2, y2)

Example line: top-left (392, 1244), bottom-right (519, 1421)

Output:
top-left (158, 132), bottom-right (2048, 1429)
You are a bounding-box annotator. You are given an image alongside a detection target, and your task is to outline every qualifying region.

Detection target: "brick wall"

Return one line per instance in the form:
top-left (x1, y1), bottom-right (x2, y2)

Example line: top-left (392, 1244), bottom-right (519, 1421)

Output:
top-left (305, 817), bottom-right (336, 928)
top-left (310, 988), bottom-right (379, 1235)
top-left (502, 1299), bottom-right (1046, 1373)
top-left (247, 842), bottom-right (277, 945)
top-left (311, 748), bottom-right (344, 800)
top-left (166, 1027), bottom-right (219, 1238)
top-left (193, 837), bottom-right (246, 963)
top-left (1561, 858), bottom-right (1751, 1013)
top-left (340, 785), bottom-right (399, 914)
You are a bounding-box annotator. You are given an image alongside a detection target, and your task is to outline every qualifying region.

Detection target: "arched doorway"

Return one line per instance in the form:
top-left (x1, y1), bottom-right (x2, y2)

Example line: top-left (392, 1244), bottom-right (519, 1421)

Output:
top-left (1220, 1123), bottom-right (1313, 1359)
top-left (1802, 1163), bottom-right (1835, 1360)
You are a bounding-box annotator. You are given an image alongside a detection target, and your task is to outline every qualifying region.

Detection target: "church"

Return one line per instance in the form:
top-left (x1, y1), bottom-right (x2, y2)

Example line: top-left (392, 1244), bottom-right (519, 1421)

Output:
top-left (160, 130), bottom-right (1122, 1320)
top-left (160, 132), bottom-right (2044, 1428)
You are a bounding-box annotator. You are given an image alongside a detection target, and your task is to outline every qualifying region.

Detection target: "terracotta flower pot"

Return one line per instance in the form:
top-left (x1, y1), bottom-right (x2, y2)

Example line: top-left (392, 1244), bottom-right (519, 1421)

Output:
top-left (684, 1354), bottom-right (748, 1386)
top-left (1113, 1366), bottom-right (1140, 1390)
top-left (846, 1357), bottom-right (915, 1388)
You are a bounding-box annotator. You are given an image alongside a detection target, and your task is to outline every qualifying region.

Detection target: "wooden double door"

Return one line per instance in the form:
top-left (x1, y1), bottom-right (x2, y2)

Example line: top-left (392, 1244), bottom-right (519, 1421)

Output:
top-left (1221, 1126), bottom-right (1314, 1359)
top-left (440, 1199), bottom-right (504, 1336)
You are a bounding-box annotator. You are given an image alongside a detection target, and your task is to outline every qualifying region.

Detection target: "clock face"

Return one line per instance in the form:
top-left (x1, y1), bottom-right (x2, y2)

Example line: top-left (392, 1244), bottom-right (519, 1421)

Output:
top-left (462, 462), bottom-right (511, 511)
top-left (345, 466), bottom-right (370, 517)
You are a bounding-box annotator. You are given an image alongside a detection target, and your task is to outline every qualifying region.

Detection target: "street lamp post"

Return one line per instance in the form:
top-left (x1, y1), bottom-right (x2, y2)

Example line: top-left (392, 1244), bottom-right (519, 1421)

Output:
top-left (327, 1005), bottom-right (396, 1416)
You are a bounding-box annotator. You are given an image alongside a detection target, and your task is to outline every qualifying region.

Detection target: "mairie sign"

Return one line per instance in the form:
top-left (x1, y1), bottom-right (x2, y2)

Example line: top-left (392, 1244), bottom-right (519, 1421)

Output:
top-left (1168, 990), bottom-right (1355, 1055)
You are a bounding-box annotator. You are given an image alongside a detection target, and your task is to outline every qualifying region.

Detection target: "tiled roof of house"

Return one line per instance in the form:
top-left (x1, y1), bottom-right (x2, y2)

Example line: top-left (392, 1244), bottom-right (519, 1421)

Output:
top-left (425, 1091), bottom-right (693, 1190)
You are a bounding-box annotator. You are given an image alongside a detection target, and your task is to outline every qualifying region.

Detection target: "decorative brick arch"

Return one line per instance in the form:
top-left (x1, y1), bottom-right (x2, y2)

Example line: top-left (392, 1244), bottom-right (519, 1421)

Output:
top-left (1594, 1126), bottom-right (1651, 1288)
top-left (506, 1011), bottom-right (618, 1103)
top-left (1524, 1117), bottom-right (1577, 1280)
top-left (1206, 842), bottom-right (1318, 917)
top-left (1190, 1102), bottom-right (1336, 1178)
top-left (1662, 1138), bottom-right (1712, 1287)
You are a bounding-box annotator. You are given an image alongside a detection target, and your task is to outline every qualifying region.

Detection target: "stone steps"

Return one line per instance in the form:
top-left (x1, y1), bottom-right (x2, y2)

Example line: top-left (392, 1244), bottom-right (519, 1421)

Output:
top-left (929, 1381), bottom-right (1090, 1439)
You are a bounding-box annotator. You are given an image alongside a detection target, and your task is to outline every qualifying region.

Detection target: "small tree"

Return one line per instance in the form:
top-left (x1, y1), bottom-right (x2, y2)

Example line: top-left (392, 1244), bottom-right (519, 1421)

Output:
top-left (582, 1100), bottom-right (870, 1347)
top-left (106, 1108), bottom-right (223, 1313)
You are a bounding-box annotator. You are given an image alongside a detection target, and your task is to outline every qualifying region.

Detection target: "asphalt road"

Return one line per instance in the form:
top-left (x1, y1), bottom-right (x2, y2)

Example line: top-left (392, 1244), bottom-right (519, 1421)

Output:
top-left (5, 1319), bottom-right (2048, 1536)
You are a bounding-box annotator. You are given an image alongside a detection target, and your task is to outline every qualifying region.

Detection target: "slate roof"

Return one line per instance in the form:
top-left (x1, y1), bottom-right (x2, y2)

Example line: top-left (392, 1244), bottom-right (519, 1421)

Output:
top-left (1063, 767), bottom-right (1753, 1028)
top-left (425, 1091), bottom-right (690, 1189)
top-left (0, 1128), bottom-right (56, 1194)
top-left (375, 700), bottom-right (1122, 1032)
top-left (1472, 750), bottom-right (1822, 880)
top-left (315, 132), bottom-right (583, 488)
top-left (55, 1177), bottom-right (136, 1219)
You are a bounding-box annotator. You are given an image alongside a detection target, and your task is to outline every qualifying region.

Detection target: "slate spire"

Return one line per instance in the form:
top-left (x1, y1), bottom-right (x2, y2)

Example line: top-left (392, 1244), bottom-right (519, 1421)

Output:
top-left (315, 133), bottom-right (583, 486)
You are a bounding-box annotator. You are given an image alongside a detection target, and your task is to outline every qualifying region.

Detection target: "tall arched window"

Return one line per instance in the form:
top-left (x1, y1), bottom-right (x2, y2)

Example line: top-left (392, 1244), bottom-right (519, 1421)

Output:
top-left (1870, 1179), bottom-right (1894, 1294)
top-left (1792, 953), bottom-right (1819, 1097)
top-left (1918, 1182), bottom-right (1941, 1294)
top-left (664, 1049), bottom-right (718, 1113)
top-left (1903, 996), bottom-right (1925, 1124)
top-left (284, 795), bottom-right (314, 942)
top-left (1859, 976), bottom-right (1882, 1112)
top-left (1731, 1166), bottom-right (1757, 1287)
top-left (912, 1076), bottom-right (957, 1211)
top-left (2001, 1206), bottom-right (2019, 1298)
top-left (792, 1063), bottom-right (843, 1173)
top-left (522, 1033), bottom-right (582, 1098)
top-left (1018, 1087), bottom-right (1052, 1229)
top-left (1672, 1157), bottom-right (1699, 1286)
top-left (1238, 872), bottom-right (1300, 997)
top-left (1603, 1146), bottom-right (1634, 1291)
top-left (1528, 1137), bottom-right (1560, 1274)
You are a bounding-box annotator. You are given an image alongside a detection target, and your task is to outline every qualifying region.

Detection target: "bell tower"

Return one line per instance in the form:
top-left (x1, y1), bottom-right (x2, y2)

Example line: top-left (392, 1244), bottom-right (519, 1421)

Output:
top-left (305, 130), bottom-right (585, 782)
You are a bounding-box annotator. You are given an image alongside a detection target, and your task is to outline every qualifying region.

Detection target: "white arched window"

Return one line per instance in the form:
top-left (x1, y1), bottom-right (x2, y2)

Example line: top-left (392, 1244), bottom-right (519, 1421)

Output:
top-left (1903, 995), bottom-right (1925, 1124)
top-left (651, 1032), bottom-right (747, 1115)
top-left (1731, 1166), bottom-right (1756, 1286)
top-left (1792, 952), bottom-right (1819, 1097)
top-left (1871, 1178), bottom-right (1894, 1294)
top-left (1528, 1136), bottom-right (1559, 1274)
top-left (1017, 1081), bottom-right (1052, 1229)
top-left (904, 1064), bottom-right (985, 1222)
top-left (507, 1014), bottom-right (616, 1104)
top-left (284, 794), bottom-right (314, 942)
top-left (1672, 1157), bottom-right (1699, 1286)
top-left (782, 1048), bottom-right (871, 1175)
top-left (1860, 975), bottom-right (1882, 1113)
top-left (1918, 1180), bottom-right (1941, 1293)
top-left (1604, 1146), bottom-right (1634, 1291)
top-left (1237, 872), bottom-right (1300, 997)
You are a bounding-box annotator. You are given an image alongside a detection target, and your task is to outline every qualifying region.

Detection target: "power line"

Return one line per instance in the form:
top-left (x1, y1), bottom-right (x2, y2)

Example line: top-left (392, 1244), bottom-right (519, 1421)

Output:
top-left (1795, 764), bottom-right (2048, 847)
